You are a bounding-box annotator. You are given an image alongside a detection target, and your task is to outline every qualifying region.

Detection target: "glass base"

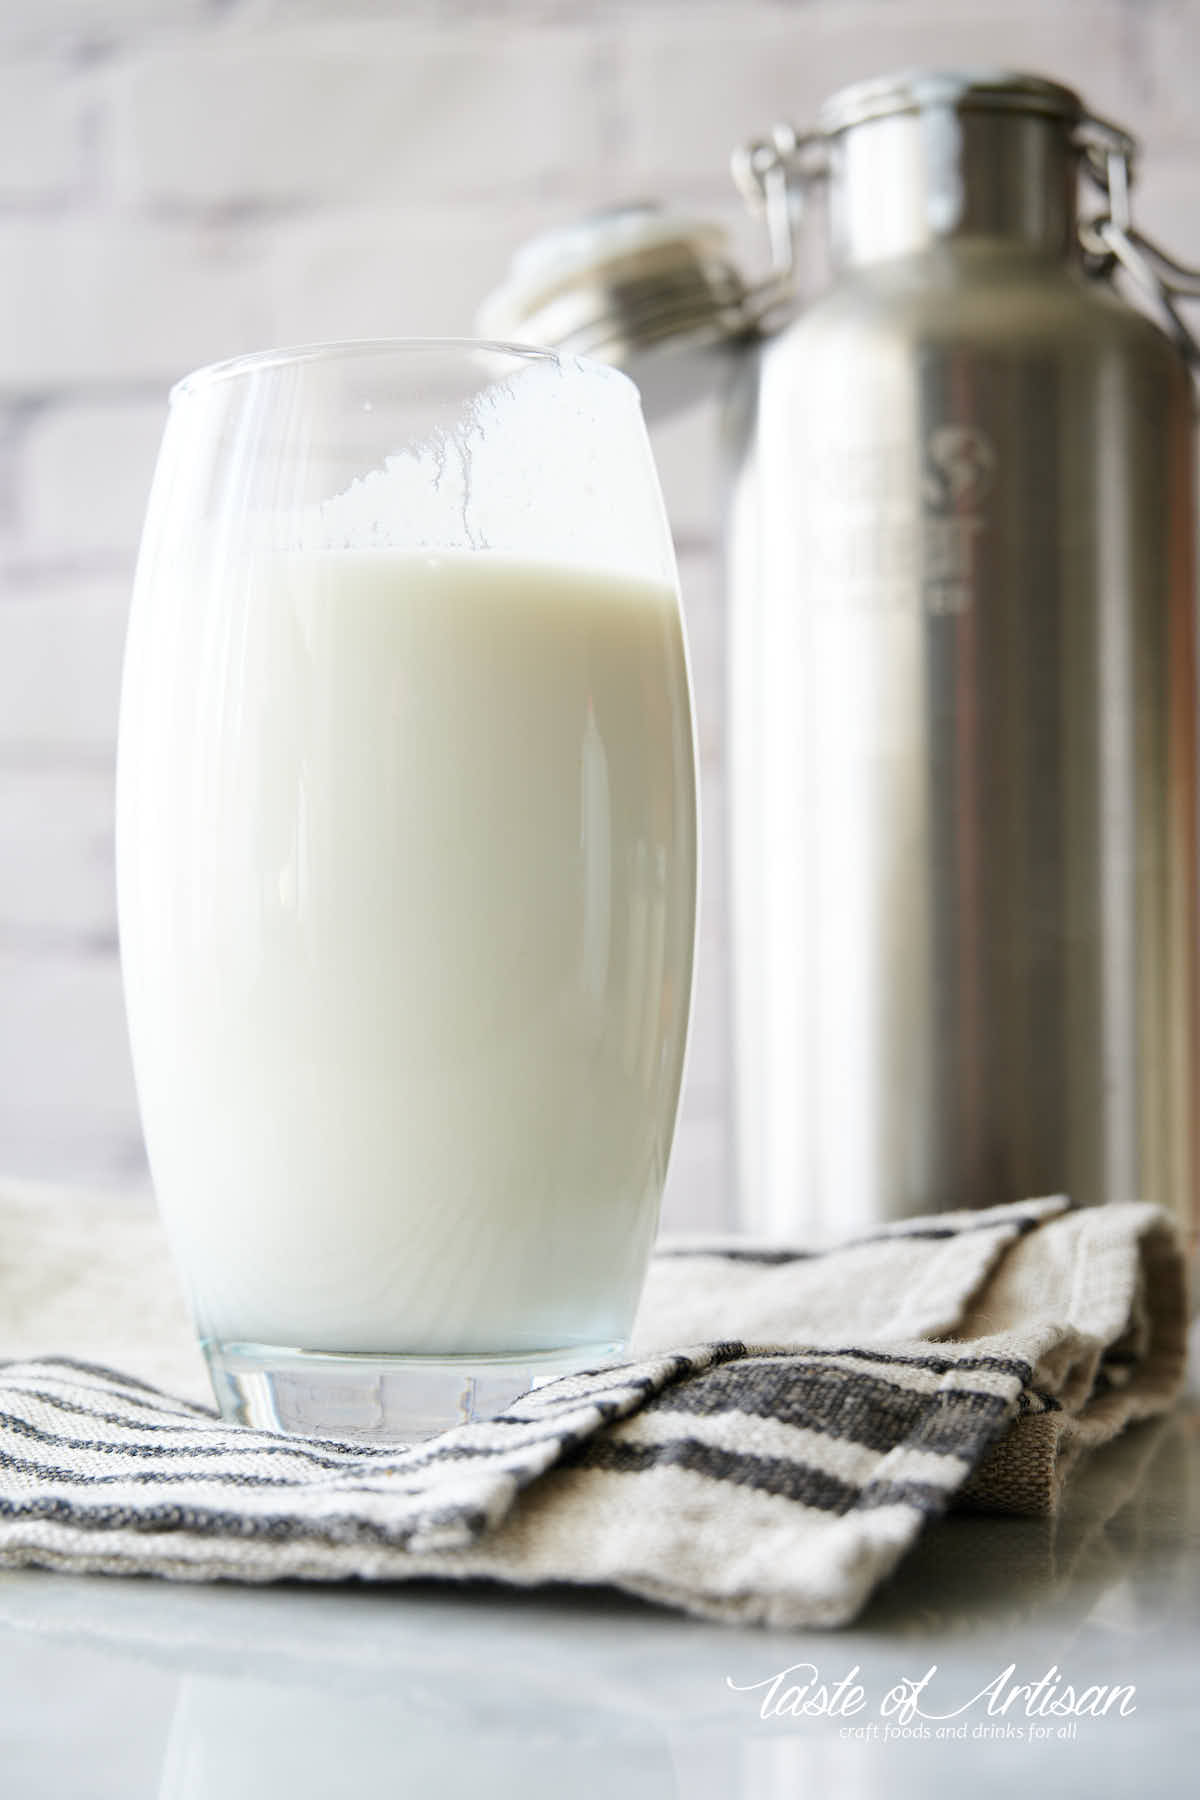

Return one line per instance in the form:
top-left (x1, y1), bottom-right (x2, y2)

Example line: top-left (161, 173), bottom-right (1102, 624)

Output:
top-left (202, 1338), bottom-right (627, 1443)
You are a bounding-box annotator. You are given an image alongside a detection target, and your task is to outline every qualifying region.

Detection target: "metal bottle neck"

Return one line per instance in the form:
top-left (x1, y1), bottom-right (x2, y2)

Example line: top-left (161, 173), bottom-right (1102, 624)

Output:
top-left (827, 106), bottom-right (1079, 269)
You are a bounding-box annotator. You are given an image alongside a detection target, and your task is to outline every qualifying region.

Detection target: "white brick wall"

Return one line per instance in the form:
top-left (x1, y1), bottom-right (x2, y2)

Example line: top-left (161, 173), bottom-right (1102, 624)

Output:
top-left (0, 579), bottom-right (129, 755)
top-left (0, 0), bottom-right (207, 56)
top-left (266, 203), bottom-right (560, 344)
top-left (0, 952), bottom-right (143, 1183)
top-left (0, 770), bottom-right (116, 944)
top-left (0, 218), bottom-right (270, 389)
top-left (1130, 0), bottom-right (1200, 146)
top-left (0, 0), bottom-right (1197, 1235)
top-left (616, 3), bottom-right (1139, 187)
top-left (21, 400), bottom-right (166, 555)
top-left (0, 62), bottom-right (90, 200)
top-left (1133, 158), bottom-right (1200, 263)
top-left (112, 28), bottom-right (612, 206)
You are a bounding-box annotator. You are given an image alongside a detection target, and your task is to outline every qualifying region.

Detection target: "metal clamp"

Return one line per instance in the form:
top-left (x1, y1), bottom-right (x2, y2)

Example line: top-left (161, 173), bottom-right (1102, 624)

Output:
top-left (1077, 113), bottom-right (1200, 371)
top-left (731, 125), bottom-right (829, 319)
top-left (735, 108), bottom-right (1200, 372)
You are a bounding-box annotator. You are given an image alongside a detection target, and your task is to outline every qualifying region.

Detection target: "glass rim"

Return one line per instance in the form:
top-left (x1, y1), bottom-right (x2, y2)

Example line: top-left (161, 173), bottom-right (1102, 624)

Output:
top-left (169, 336), bottom-right (638, 405)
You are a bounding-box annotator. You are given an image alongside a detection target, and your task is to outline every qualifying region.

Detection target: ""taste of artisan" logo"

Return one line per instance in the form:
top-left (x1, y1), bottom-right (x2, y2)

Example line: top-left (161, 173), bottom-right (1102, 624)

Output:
top-left (726, 1659), bottom-right (1135, 1744)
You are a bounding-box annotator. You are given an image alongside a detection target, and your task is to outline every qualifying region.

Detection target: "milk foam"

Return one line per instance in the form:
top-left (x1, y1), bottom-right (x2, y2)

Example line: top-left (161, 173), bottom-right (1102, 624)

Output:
top-left (283, 356), bottom-right (675, 582)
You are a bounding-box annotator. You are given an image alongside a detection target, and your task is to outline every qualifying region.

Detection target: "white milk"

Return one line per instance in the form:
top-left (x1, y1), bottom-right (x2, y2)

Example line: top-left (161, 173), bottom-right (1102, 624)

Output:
top-left (117, 548), bottom-right (696, 1355)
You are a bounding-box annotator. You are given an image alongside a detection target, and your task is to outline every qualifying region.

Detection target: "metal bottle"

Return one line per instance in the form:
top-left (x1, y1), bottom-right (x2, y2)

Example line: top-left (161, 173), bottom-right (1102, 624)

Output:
top-left (481, 70), bottom-right (1200, 1249)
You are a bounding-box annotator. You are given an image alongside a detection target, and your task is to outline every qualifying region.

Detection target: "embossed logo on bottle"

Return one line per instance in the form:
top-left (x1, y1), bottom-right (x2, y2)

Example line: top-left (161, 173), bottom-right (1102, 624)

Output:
top-left (804, 424), bottom-right (996, 617)
top-left (920, 425), bottom-right (995, 617)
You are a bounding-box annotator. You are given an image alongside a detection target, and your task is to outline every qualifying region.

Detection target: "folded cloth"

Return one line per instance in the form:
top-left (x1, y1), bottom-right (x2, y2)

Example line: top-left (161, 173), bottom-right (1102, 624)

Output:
top-left (0, 1190), bottom-right (1187, 1628)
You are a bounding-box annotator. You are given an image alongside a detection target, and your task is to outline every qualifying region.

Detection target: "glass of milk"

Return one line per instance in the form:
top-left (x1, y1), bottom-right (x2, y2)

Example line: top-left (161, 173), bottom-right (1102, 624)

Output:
top-left (116, 341), bottom-right (697, 1440)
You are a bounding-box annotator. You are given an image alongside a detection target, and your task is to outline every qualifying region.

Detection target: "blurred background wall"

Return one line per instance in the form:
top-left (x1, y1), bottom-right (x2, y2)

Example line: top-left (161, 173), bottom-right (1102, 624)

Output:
top-left (0, 0), bottom-right (1197, 1227)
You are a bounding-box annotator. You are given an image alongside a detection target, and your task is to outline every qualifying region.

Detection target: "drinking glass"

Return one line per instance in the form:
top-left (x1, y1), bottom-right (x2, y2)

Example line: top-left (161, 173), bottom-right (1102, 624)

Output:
top-left (116, 340), bottom-right (697, 1440)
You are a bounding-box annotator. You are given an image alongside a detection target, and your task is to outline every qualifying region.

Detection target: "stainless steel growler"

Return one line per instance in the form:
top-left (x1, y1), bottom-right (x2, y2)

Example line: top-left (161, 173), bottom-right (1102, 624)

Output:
top-left (481, 70), bottom-right (1200, 1250)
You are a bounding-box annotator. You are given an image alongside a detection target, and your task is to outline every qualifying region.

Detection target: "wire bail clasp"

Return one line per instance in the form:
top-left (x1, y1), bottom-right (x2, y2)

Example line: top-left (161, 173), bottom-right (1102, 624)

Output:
top-left (1078, 113), bottom-right (1200, 371)
top-left (731, 123), bottom-right (829, 322)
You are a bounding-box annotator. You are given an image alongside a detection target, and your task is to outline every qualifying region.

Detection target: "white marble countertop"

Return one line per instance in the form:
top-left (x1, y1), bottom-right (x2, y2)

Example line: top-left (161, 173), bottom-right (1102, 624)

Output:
top-left (1, 1398), bottom-right (1196, 1798)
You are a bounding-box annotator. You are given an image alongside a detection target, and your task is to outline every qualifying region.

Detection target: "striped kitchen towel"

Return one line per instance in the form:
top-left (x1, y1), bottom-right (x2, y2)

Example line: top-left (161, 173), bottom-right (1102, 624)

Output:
top-left (0, 1193), bottom-right (1188, 1628)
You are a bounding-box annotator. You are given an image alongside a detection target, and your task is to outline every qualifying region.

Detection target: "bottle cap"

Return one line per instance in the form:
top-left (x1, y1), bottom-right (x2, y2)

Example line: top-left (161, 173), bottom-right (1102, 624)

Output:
top-left (477, 202), bottom-right (756, 417)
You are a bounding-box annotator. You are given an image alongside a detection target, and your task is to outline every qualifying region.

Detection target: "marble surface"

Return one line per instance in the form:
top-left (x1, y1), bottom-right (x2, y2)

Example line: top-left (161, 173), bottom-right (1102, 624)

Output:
top-left (0, 1400), bottom-right (1196, 1799)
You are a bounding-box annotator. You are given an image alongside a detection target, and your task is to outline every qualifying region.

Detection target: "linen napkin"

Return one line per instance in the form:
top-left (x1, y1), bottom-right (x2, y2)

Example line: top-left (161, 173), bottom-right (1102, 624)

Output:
top-left (0, 1185), bottom-right (1187, 1628)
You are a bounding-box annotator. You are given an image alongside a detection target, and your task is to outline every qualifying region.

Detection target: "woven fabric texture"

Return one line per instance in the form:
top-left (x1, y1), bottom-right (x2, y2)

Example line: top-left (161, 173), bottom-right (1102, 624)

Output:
top-left (0, 1191), bottom-right (1186, 1627)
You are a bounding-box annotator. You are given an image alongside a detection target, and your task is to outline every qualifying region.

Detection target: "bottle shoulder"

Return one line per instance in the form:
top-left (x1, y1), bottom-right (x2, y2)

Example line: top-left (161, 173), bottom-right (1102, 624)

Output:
top-left (763, 244), bottom-right (1188, 378)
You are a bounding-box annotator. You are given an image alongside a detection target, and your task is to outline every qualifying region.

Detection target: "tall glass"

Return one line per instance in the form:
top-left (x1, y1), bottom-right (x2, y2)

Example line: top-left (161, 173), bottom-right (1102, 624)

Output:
top-left (116, 341), bottom-right (697, 1440)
